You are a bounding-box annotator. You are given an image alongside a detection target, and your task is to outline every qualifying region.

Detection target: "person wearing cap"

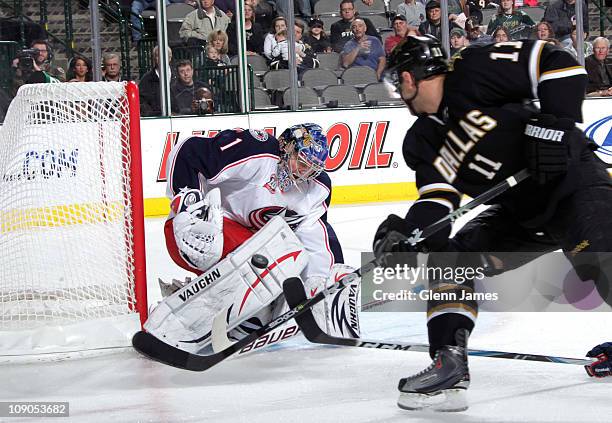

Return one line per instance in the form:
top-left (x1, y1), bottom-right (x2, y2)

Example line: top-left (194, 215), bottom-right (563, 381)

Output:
top-left (385, 15), bottom-right (410, 56)
top-left (304, 18), bottom-right (332, 53)
top-left (396, 0), bottom-right (426, 30)
top-left (418, 0), bottom-right (460, 40)
top-left (331, 0), bottom-right (381, 53)
top-left (449, 27), bottom-right (469, 55)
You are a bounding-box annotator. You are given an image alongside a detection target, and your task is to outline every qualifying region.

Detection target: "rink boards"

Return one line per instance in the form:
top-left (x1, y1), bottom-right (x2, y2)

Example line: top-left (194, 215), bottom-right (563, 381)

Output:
top-left (139, 98), bottom-right (612, 216)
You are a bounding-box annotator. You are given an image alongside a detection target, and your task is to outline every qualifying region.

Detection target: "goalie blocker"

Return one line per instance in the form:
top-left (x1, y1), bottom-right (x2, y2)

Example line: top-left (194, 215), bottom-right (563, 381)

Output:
top-left (145, 216), bottom-right (361, 354)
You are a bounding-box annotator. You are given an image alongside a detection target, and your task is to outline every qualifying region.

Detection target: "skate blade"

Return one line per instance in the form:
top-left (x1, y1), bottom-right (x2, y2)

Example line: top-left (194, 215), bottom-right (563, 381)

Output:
top-left (397, 388), bottom-right (468, 412)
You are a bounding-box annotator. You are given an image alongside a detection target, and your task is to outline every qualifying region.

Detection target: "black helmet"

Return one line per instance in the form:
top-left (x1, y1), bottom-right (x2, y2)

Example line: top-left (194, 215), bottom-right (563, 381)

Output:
top-left (387, 35), bottom-right (448, 82)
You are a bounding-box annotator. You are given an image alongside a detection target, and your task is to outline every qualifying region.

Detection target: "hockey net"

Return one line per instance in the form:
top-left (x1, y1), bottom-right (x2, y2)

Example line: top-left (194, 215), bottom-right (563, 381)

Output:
top-left (0, 81), bottom-right (147, 358)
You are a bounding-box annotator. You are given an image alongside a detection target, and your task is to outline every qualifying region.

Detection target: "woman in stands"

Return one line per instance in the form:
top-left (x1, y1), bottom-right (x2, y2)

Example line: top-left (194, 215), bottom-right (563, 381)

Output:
top-left (227, 3), bottom-right (265, 56)
top-left (67, 56), bottom-right (92, 82)
top-left (263, 17), bottom-right (288, 61)
top-left (208, 30), bottom-right (231, 65)
top-left (535, 21), bottom-right (555, 41)
top-left (492, 26), bottom-right (510, 43)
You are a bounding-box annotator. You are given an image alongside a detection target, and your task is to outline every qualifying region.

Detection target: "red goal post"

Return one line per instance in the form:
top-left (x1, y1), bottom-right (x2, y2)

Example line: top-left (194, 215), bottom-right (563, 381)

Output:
top-left (0, 81), bottom-right (148, 358)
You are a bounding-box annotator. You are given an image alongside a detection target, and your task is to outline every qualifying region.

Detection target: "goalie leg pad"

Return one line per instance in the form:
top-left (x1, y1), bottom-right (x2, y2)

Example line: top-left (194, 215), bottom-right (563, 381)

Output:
top-left (303, 264), bottom-right (361, 338)
top-left (145, 216), bottom-right (309, 353)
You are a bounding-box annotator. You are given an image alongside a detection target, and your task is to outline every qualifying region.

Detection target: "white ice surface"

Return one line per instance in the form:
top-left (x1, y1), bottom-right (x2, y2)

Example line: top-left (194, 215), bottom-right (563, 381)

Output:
top-left (2, 202), bottom-right (611, 422)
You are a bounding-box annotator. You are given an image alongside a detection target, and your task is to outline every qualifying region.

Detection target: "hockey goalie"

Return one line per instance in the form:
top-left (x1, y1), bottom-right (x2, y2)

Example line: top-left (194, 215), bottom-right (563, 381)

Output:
top-left (143, 123), bottom-right (361, 355)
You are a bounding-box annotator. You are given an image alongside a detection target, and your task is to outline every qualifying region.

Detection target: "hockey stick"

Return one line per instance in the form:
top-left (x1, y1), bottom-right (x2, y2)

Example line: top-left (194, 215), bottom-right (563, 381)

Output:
top-left (132, 169), bottom-right (530, 371)
top-left (132, 276), bottom-right (354, 371)
top-left (282, 277), bottom-right (596, 366)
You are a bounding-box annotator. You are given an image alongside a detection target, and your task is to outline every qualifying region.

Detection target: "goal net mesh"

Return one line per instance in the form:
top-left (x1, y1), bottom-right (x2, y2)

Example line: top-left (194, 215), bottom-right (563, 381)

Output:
top-left (0, 82), bottom-right (140, 341)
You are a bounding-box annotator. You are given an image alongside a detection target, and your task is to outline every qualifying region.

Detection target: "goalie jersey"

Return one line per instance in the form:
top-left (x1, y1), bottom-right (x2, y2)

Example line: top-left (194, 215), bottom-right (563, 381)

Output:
top-left (165, 128), bottom-right (343, 280)
top-left (401, 40), bottom-right (606, 250)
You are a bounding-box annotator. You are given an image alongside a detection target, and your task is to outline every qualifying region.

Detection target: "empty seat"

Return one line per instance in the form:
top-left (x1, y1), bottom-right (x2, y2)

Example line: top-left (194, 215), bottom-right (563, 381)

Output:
top-left (355, 0), bottom-right (385, 14)
top-left (263, 69), bottom-right (291, 90)
top-left (314, 2), bottom-right (341, 15)
top-left (363, 82), bottom-right (403, 106)
top-left (341, 66), bottom-right (379, 86)
top-left (320, 16), bottom-right (339, 34)
top-left (252, 87), bottom-right (279, 110)
top-left (521, 6), bottom-right (545, 23)
top-left (366, 14), bottom-right (390, 30)
top-left (317, 52), bottom-right (341, 70)
top-left (283, 87), bottom-right (321, 109)
top-left (230, 54), bottom-right (269, 76)
top-left (166, 3), bottom-right (195, 21)
top-left (301, 68), bottom-right (339, 90)
top-left (322, 85), bottom-right (362, 107)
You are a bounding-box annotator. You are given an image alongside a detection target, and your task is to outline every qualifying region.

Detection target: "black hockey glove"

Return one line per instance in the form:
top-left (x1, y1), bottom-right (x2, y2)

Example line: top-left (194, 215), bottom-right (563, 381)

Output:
top-left (584, 342), bottom-right (612, 378)
top-left (524, 114), bottom-right (574, 185)
top-left (373, 214), bottom-right (419, 268)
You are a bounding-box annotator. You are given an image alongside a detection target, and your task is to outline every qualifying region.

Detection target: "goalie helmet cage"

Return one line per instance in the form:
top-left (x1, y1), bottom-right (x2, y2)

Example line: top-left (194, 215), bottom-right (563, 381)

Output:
top-left (0, 81), bottom-right (147, 359)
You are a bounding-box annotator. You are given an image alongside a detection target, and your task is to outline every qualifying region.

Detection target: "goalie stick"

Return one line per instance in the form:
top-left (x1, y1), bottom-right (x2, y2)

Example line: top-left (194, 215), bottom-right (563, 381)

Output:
top-left (133, 169), bottom-right (531, 371)
top-left (282, 277), bottom-right (596, 366)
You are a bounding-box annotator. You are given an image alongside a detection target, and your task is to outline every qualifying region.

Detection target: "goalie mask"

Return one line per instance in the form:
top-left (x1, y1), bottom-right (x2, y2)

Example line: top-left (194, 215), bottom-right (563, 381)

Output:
top-left (278, 123), bottom-right (329, 190)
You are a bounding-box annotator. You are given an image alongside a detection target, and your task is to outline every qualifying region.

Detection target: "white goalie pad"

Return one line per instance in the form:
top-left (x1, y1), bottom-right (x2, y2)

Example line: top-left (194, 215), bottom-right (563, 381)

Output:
top-left (313, 264), bottom-right (361, 338)
top-left (144, 216), bottom-right (308, 353)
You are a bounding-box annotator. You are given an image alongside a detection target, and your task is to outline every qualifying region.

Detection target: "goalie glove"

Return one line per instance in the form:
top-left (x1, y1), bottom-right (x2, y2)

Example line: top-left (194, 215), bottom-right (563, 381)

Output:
top-left (171, 188), bottom-right (223, 272)
top-left (524, 114), bottom-right (574, 185)
top-left (585, 342), bottom-right (612, 378)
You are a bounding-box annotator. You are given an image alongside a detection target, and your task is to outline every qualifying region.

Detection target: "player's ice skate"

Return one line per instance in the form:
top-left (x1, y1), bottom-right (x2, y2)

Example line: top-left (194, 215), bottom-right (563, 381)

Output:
top-left (397, 329), bottom-right (470, 412)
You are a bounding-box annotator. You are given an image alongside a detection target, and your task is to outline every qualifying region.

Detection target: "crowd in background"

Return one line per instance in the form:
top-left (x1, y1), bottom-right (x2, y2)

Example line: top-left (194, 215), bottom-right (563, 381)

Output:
top-left (1, 0), bottom-right (611, 120)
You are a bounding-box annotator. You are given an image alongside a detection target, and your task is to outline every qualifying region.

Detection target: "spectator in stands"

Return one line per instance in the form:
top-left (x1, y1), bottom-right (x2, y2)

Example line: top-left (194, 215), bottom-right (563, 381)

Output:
top-left (227, 3), bottom-right (265, 55)
top-left (131, 0), bottom-right (187, 43)
top-left (419, 0), bottom-right (460, 40)
top-left (208, 30), bottom-right (232, 64)
top-left (304, 18), bottom-right (332, 54)
top-left (264, 17), bottom-right (288, 60)
top-left (565, 25), bottom-right (592, 60)
top-left (247, 0), bottom-right (276, 33)
top-left (213, 0), bottom-right (235, 19)
top-left (67, 57), bottom-right (93, 82)
top-left (396, 0), bottom-right (426, 31)
top-left (270, 20), bottom-right (319, 75)
top-left (341, 18), bottom-right (385, 80)
top-left (139, 46), bottom-right (173, 116)
top-left (485, 0), bottom-right (535, 40)
top-left (535, 21), bottom-right (555, 41)
top-left (330, 0), bottom-right (380, 53)
top-left (585, 37), bottom-right (612, 97)
top-left (465, 17), bottom-right (491, 45)
top-left (102, 53), bottom-right (122, 82)
top-left (543, 0), bottom-right (588, 47)
top-left (179, 0), bottom-right (231, 45)
top-left (193, 86), bottom-right (215, 114)
top-left (450, 27), bottom-right (469, 55)
top-left (171, 59), bottom-right (210, 114)
top-left (384, 15), bottom-right (409, 56)
top-left (11, 43), bottom-right (62, 96)
top-left (30, 40), bottom-right (65, 82)
top-left (204, 44), bottom-right (226, 67)
top-left (492, 26), bottom-right (510, 42)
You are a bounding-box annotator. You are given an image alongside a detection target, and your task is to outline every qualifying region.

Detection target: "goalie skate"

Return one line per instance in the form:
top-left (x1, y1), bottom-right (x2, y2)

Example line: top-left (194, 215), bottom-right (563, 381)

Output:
top-left (397, 329), bottom-right (470, 412)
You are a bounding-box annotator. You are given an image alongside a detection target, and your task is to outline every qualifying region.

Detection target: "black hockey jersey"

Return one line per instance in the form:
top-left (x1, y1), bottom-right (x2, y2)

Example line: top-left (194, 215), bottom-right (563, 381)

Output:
top-left (402, 40), bottom-right (597, 249)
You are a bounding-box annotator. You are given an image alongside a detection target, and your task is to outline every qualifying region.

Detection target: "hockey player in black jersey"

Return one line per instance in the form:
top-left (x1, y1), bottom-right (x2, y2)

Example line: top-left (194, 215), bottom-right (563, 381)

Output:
top-left (373, 36), bottom-right (612, 411)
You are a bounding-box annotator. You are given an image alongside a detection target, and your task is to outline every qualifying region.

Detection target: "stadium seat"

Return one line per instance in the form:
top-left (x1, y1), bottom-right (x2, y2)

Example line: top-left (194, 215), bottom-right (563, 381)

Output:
top-left (365, 14), bottom-right (390, 30)
top-left (317, 52), bottom-right (341, 71)
top-left (355, 0), bottom-right (385, 14)
top-left (301, 68), bottom-right (339, 90)
top-left (363, 82), bottom-right (403, 106)
top-left (230, 54), bottom-right (269, 77)
top-left (263, 69), bottom-right (291, 90)
top-left (283, 87), bottom-right (321, 109)
top-left (521, 6), bottom-right (545, 23)
top-left (252, 87), bottom-right (279, 110)
top-left (380, 29), bottom-right (394, 46)
top-left (314, 2), bottom-right (340, 15)
top-left (341, 66), bottom-right (379, 87)
top-left (320, 16), bottom-right (339, 34)
top-left (322, 85), bottom-right (362, 107)
top-left (166, 3), bottom-right (195, 21)
top-left (389, 0), bottom-right (404, 12)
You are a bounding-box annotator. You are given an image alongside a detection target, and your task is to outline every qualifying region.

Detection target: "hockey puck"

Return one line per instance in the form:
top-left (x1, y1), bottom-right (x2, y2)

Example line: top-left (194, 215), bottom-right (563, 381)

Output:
top-left (251, 254), bottom-right (269, 269)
